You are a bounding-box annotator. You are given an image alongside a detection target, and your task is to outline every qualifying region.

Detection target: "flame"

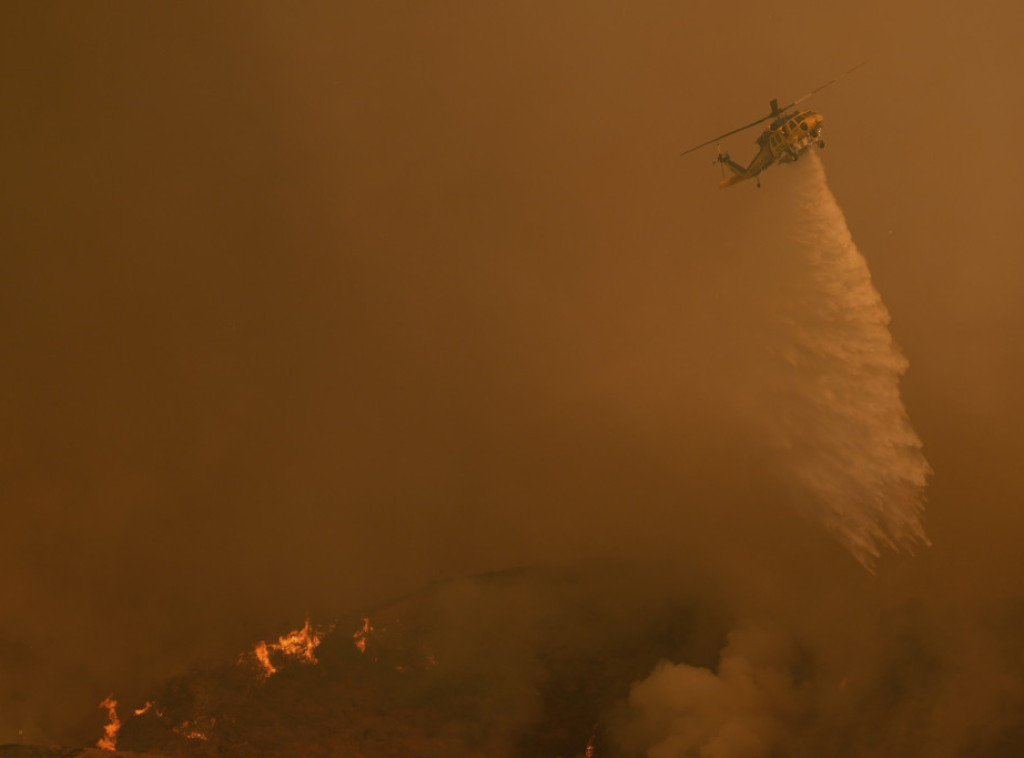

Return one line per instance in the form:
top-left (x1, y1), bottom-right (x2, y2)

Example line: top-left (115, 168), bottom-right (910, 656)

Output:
top-left (173, 717), bottom-right (214, 741)
top-left (97, 695), bottom-right (120, 751)
top-left (277, 618), bottom-right (322, 662)
top-left (253, 640), bottom-right (278, 678)
top-left (248, 618), bottom-right (325, 680)
top-left (585, 724), bottom-right (598, 757)
top-left (133, 700), bottom-right (165, 717)
top-left (353, 617), bottom-right (373, 654)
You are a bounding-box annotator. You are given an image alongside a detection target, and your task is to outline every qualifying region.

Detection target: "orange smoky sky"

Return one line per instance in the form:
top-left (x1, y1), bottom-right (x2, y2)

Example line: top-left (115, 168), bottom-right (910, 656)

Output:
top-left (1, 0), bottom-right (1022, 751)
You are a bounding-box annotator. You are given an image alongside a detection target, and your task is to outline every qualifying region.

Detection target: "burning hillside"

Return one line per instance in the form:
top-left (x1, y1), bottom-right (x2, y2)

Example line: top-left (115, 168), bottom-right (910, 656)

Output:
top-left (5, 566), bottom-right (1024, 757)
top-left (243, 618), bottom-right (330, 681)
top-left (77, 567), bottom-right (719, 757)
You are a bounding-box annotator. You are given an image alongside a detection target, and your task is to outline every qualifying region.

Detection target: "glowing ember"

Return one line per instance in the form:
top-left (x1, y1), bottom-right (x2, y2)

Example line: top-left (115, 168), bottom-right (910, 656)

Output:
top-left (353, 617), bottom-right (373, 654)
top-left (173, 717), bottom-right (214, 741)
top-left (585, 724), bottom-right (598, 757)
top-left (247, 618), bottom-right (325, 680)
top-left (96, 695), bottom-right (120, 751)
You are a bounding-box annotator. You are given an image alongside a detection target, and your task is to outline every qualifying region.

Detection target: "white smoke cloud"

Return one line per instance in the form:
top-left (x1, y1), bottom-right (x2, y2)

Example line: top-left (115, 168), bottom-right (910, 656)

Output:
top-left (620, 623), bottom-right (804, 758)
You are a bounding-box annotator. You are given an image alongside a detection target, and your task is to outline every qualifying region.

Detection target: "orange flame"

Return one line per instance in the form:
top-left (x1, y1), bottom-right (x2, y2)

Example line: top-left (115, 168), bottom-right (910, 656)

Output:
top-left (131, 700), bottom-right (164, 717)
top-left (253, 640), bottom-right (278, 678)
top-left (133, 700), bottom-right (165, 718)
top-left (96, 695), bottom-right (120, 751)
top-left (277, 618), bottom-right (322, 662)
top-left (585, 723), bottom-right (598, 757)
top-left (173, 717), bottom-right (214, 741)
top-left (248, 618), bottom-right (325, 680)
top-left (133, 700), bottom-right (166, 718)
top-left (353, 617), bottom-right (373, 654)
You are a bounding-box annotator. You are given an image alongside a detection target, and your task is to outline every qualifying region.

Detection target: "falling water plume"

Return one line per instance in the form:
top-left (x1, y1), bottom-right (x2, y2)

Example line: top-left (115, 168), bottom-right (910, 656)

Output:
top-left (757, 152), bottom-right (931, 570)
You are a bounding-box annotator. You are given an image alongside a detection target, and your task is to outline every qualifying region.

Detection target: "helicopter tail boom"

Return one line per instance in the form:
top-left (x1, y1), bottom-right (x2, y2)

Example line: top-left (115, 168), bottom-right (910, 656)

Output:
top-left (716, 152), bottom-right (758, 188)
top-left (717, 152), bottom-right (747, 176)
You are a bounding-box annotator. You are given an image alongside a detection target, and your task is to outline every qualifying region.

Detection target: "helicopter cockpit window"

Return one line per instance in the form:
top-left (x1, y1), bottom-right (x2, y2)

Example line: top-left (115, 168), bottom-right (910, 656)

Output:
top-left (800, 122), bottom-right (809, 130)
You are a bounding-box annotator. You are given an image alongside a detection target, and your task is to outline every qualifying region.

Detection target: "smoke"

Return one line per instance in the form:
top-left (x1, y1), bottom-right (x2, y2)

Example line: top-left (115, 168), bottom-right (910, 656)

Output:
top-left (10, 3), bottom-right (1017, 752)
top-left (619, 623), bottom-right (804, 758)
top-left (616, 153), bottom-right (939, 756)
top-left (618, 600), bottom-right (1024, 758)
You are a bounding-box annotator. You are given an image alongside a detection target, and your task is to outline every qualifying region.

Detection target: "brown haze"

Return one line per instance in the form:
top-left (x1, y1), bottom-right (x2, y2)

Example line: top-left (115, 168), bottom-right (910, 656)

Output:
top-left (2, 1), bottom-right (1023, 755)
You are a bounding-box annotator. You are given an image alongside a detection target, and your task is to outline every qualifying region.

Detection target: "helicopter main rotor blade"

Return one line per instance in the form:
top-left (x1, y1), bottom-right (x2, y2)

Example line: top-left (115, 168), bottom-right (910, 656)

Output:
top-left (679, 62), bottom-right (865, 157)
top-left (776, 61), bottom-right (866, 113)
top-left (680, 112), bottom-right (774, 156)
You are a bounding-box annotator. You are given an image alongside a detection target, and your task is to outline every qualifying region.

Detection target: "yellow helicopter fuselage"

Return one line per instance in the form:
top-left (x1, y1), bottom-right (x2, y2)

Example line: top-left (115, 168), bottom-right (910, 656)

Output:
top-left (718, 109), bottom-right (825, 188)
top-left (681, 64), bottom-right (864, 188)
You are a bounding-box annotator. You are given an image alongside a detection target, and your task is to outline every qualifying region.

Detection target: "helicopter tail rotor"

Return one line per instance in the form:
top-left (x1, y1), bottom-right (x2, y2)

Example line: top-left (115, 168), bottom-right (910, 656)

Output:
top-left (715, 143), bottom-right (727, 178)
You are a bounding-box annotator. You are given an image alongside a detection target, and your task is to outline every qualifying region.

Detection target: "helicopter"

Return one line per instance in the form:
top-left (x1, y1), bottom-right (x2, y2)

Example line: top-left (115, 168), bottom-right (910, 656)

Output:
top-left (681, 63), bottom-right (865, 188)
